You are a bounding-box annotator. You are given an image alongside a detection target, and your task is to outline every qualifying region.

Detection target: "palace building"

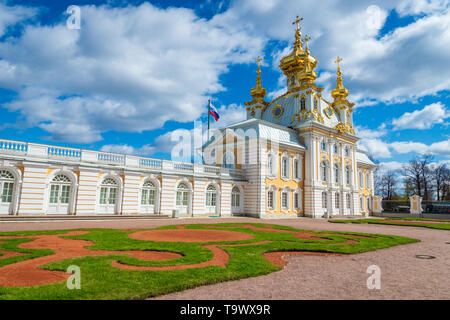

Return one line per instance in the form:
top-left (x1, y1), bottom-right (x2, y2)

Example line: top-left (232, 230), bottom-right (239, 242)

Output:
top-left (0, 19), bottom-right (375, 219)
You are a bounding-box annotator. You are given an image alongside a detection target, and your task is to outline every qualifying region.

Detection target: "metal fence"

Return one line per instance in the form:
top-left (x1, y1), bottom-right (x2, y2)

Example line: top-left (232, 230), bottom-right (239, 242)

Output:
top-left (381, 200), bottom-right (410, 213)
top-left (421, 201), bottom-right (450, 214)
top-left (381, 199), bottom-right (450, 214)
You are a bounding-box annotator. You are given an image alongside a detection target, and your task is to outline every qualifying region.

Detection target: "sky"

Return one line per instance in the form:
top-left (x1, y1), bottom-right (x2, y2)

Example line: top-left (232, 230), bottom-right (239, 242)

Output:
top-left (0, 0), bottom-right (449, 173)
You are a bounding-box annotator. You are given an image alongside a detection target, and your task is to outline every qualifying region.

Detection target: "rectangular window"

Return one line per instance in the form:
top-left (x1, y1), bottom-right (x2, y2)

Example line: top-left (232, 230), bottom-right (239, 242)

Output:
top-left (294, 193), bottom-right (299, 209)
top-left (335, 194), bottom-right (340, 209)
top-left (294, 160), bottom-right (298, 179)
top-left (141, 189), bottom-right (148, 205)
top-left (108, 188), bottom-right (117, 204)
top-left (61, 185), bottom-right (70, 204)
top-left (322, 193), bottom-right (327, 209)
top-left (148, 190), bottom-right (155, 205)
top-left (1, 182), bottom-right (14, 203)
top-left (50, 185), bottom-right (59, 204)
top-left (282, 158), bottom-right (287, 178)
top-left (100, 187), bottom-right (107, 204)
top-left (232, 194), bottom-right (240, 207)
top-left (267, 191), bottom-right (273, 209)
top-left (282, 192), bottom-right (288, 209)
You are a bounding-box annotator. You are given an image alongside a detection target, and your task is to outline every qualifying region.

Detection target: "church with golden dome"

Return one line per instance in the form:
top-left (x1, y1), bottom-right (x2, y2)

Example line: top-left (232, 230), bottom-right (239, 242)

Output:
top-left (0, 17), bottom-right (375, 219)
top-left (203, 16), bottom-right (375, 218)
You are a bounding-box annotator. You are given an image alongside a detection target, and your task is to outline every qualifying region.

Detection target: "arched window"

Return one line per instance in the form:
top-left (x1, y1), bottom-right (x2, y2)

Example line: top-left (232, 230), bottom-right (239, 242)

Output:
top-left (367, 197), bottom-right (371, 211)
top-left (206, 184), bottom-right (217, 207)
top-left (49, 174), bottom-right (71, 205)
top-left (345, 166), bottom-right (351, 185)
top-left (334, 164), bottom-right (339, 183)
top-left (300, 97), bottom-right (306, 111)
top-left (345, 147), bottom-right (350, 157)
top-left (346, 193), bottom-right (351, 209)
top-left (250, 110), bottom-right (255, 118)
top-left (231, 186), bottom-right (241, 207)
top-left (0, 170), bottom-right (15, 211)
top-left (321, 161), bottom-right (328, 182)
top-left (322, 192), bottom-right (327, 209)
top-left (360, 197), bottom-right (363, 211)
top-left (321, 141), bottom-right (326, 151)
top-left (291, 76), bottom-right (296, 86)
top-left (100, 178), bottom-right (117, 205)
top-left (176, 183), bottom-right (189, 206)
top-left (141, 180), bottom-right (156, 206)
top-left (335, 192), bottom-right (340, 209)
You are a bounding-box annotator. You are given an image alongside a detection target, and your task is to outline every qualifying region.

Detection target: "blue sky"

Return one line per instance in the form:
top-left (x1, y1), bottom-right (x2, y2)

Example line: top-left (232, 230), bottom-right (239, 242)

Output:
top-left (0, 0), bottom-right (449, 170)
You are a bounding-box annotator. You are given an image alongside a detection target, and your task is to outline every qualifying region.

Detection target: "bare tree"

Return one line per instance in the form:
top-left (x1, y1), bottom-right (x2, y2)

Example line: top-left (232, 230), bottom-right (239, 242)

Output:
top-left (432, 163), bottom-right (450, 201)
top-left (403, 155), bottom-right (433, 200)
top-left (379, 170), bottom-right (397, 200)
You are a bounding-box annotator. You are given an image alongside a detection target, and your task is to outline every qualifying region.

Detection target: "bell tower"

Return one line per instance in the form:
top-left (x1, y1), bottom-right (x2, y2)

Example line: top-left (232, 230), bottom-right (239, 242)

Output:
top-left (245, 56), bottom-right (268, 119)
top-left (331, 57), bottom-right (355, 135)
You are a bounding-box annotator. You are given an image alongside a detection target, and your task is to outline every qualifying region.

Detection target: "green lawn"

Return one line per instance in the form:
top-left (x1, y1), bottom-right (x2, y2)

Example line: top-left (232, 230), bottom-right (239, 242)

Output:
top-left (0, 223), bottom-right (419, 300)
top-left (330, 218), bottom-right (450, 230)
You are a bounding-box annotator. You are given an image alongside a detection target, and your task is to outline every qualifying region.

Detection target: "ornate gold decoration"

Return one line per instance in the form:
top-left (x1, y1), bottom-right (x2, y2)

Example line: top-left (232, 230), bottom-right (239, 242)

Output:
top-left (245, 56), bottom-right (268, 107)
top-left (334, 122), bottom-right (356, 135)
top-left (331, 56), bottom-right (354, 108)
top-left (278, 18), bottom-right (321, 94)
top-left (272, 104), bottom-right (284, 118)
top-left (324, 105), bottom-right (334, 118)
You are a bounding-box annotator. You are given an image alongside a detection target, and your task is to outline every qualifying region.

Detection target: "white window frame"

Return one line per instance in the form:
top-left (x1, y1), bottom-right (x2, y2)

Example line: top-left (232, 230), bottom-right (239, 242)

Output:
top-left (359, 170), bottom-right (364, 188)
top-left (267, 152), bottom-right (277, 179)
top-left (321, 161), bottom-right (328, 182)
top-left (335, 192), bottom-right (340, 209)
top-left (346, 193), bottom-right (351, 209)
top-left (293, 188), bottom-right (302, 211)
top-left (281, 152), bottom-right (291, 180)
top-left (281, 187), bottom-right (290, 212)
top-left (322, 192), bottom-right (328, 209)
top-left (334, 164), bottom-right (340, 184)
top-left (345, 165), bottom-right (351, 185)
top-left (267, 185), bottom-right (277, 211)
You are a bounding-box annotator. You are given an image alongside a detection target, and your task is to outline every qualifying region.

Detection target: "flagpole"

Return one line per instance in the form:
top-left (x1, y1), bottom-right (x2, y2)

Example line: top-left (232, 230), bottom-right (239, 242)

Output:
top-left (207, 99), bottom-right (211, 141)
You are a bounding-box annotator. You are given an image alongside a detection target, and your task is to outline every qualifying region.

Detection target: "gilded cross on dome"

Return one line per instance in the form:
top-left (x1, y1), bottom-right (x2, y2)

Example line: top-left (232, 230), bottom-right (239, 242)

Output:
top-left (292, 16), bottom-right (303, 30)
top-left (334, 56), bottom-right (343, 68)
top-left (256, 56), bottom-right (262, 69)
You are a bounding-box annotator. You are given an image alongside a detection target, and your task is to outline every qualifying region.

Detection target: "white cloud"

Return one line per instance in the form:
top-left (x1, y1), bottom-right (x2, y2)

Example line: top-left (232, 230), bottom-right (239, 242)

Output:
top-left (0, 1), bottom-right (35, 37)
top-left (390, 139), bottom-right (450, 156)
top-left (100, 103), bottom-right (246, 157)
top-left (0, 3), bottom-right (263, 143)
top-left (392, 102), bottom-right (449, 130)
top-left (396, 0), bottom-right (450, 16)
top-left (217, 0), bottom-right (450, 105)
top-left (358, 138), bottom-right (392, 159)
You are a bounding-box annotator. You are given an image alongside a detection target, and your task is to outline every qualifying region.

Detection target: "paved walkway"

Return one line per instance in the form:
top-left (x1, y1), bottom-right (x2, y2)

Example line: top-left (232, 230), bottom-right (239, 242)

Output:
top-left (1, 217), bottom-right (449, 299)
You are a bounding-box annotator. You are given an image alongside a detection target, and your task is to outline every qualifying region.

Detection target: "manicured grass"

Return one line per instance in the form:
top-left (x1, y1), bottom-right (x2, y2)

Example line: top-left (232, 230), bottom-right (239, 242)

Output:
top-left (330, 218), bottom-right (450, 230)
top-left (0, 223), bottom-right (419, 300)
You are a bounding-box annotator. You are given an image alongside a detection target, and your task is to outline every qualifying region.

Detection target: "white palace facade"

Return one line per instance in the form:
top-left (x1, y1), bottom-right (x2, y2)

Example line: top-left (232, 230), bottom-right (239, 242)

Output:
top-left (0, 21), bottom-right (375, 219)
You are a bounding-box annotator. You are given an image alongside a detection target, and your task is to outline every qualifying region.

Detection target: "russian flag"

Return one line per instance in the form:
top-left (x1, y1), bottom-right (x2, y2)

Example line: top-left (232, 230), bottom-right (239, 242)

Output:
top-left (209, 103), bottom-right (220, 121)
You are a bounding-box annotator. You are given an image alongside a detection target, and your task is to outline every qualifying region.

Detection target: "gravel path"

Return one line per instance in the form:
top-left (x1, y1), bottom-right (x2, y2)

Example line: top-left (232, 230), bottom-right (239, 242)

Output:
top-left (1, 217), bottom-right (449, 299)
